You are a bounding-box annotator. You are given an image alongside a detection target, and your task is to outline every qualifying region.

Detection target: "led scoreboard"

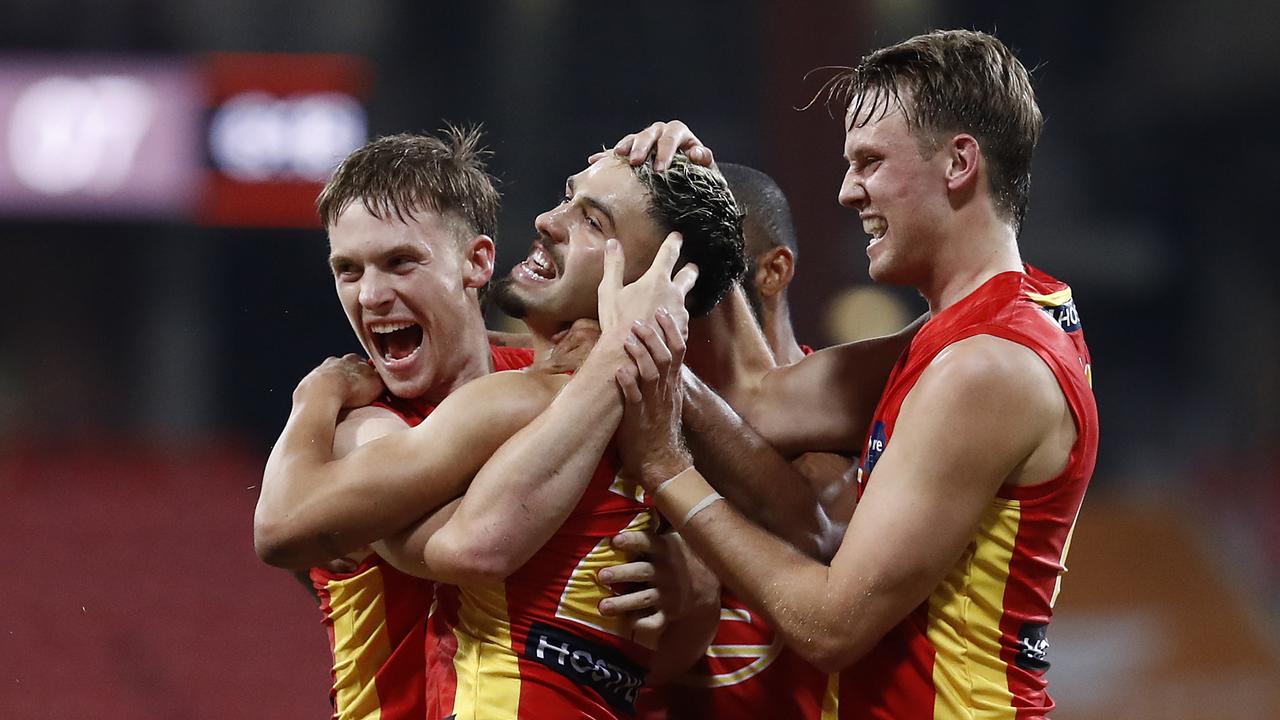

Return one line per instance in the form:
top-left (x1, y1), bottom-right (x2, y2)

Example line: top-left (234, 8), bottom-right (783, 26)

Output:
top-left (0, 53), bottom-right (371, 227)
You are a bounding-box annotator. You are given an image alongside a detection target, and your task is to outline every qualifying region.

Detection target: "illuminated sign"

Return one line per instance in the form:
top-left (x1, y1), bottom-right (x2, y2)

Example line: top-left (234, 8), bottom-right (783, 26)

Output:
top-left (0, 58), bottom-right (201, 218)
top-left (201, 53), bottom-right (372, 228)
top-left (0, 53), bottom-right (371, 226)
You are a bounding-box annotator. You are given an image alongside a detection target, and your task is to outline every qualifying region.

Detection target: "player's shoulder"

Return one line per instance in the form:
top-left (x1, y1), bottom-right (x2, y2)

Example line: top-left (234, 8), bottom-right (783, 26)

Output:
top-left (335, 405), bottom-right (411, 456)
top-left (442, 369), bottom-right (567, 421)
top-left (922, 334), bottom-right (1063, 414)
top-left (467, 368), bottom-right (567, 396)
top-left (341, 403), bottom-right (410, 425)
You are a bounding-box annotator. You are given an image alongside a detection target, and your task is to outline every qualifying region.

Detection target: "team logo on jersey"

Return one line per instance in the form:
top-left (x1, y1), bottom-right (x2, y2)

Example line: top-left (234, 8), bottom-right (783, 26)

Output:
top-left (1015, 622), bottom-right (1051, 671)
top-left (525, 622), bottom-right (645, 712)
top-left (861, 421), bottom-right (887, 480)
top-left (680, 607), bottom-right (784, 688)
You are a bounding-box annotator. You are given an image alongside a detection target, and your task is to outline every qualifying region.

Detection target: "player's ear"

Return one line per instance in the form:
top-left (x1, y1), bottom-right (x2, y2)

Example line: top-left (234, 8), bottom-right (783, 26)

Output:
top-left (461, 234), bottom-right (496, 289)
top-left (945, 134), bottom-right (981, 194)
top-left (754, 246), bottom-right (795, 299)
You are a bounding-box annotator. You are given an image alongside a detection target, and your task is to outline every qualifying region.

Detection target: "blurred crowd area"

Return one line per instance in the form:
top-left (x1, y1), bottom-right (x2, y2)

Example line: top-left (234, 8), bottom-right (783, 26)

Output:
top-left (2, 1), bottom-right (1278, 717)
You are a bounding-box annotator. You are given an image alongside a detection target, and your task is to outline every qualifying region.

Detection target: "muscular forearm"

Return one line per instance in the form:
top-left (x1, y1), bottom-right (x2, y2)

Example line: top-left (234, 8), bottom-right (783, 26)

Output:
top-left (682, 370), bottom-right (839, 560)
top-left (674, 497), bottom-right (886, 673)
top-left (422, 338), bottom-right (630, 583)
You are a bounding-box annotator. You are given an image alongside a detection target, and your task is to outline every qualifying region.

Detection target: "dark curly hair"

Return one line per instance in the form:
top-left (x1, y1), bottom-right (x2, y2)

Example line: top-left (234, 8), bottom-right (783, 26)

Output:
top-left (630, 154), bottom-right (747, 317)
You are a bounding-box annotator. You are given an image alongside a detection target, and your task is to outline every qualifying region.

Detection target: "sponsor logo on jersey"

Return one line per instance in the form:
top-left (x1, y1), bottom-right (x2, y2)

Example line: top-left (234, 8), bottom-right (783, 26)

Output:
top-left (861, 421), bottom-right (887, 480)
top-left (525, 622), bottom-right (645, 712)
top-left (1015, 622), bottom-right (1051, 672)
top-left (1037, 297), bottom-right (1082, 333)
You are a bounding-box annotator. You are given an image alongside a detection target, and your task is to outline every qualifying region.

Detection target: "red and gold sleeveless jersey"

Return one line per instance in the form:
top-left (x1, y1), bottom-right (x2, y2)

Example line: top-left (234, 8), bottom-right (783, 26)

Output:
top-left (840, 266), bottom-right (1097, 719)
top-left (654, 340), bottom-right (837, 720)
top-left (427, 446), bottom-right (659, 719)
top-left (647, 593), bottom-right (838, 720)
top-left (311, 344), bottom-right (535, 720)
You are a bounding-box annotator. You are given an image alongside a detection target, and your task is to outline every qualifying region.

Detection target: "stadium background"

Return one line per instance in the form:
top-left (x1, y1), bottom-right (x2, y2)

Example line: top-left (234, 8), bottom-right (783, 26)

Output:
top-left (3, 1), bottom-right (1278, 717)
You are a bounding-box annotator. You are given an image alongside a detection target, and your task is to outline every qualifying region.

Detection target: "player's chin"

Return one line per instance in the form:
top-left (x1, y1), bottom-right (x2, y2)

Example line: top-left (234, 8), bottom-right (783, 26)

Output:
top-left (379, 367), bottom-right (430, 401)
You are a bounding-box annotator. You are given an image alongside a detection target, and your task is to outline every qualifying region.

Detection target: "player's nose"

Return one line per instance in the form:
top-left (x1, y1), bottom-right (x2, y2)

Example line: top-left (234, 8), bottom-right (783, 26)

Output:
top-left (357, 269), bottom-right (395, 310)
top-left (838, 173), bottom-right (868, 211)
top-left (534, 206), bottom-right (564, 243)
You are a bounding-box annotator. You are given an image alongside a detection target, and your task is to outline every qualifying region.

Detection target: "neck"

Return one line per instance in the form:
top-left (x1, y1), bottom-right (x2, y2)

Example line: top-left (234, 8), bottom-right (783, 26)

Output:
top-left (920, 213), bottom-right (1023, 315)
top-left (760, 294), bottom-right (805, 365)
top-left (685, 286), bottom-right (776, 395)
top-left (424, 299), bottom-right (494, 405)
top-left (524, 315), bottom-right (570, 363)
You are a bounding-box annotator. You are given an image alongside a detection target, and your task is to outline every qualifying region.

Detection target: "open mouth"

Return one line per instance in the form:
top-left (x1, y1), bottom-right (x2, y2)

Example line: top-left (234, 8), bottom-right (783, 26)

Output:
top-left (517, 243), bottom-right (558, 281)
top-left (863, 216), bottom-right (887, 242)
top-left (369, 320), bottom-right (424, 364)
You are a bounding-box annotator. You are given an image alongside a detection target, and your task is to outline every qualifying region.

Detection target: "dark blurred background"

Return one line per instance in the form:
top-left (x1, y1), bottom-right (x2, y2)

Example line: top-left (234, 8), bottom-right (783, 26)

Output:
top-left (3, 1), bottom-right (1278, 718)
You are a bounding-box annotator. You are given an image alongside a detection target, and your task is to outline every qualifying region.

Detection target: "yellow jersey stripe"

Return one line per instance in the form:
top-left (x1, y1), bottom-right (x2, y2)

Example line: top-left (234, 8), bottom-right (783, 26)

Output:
top-left (820, 671), bottom-right (840, 720)
top-left (927, 499), bottom-right (1021, 719)
top-left (325, 570), bottom-right (390, 720)
top-left (1024, 288), bottom-right (1073, 307)
top-left (719, 608), bottom-right (752, 622)
top-left (451, 580), bottom-right (521, 720)
top-left (554, 511), bottom-right (657, 639)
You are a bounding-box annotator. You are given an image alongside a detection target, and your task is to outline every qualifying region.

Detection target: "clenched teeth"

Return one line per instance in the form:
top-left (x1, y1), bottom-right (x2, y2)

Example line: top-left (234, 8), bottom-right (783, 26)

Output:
top-left (863, 217), bottom-right (888, 239)
top-left (525, 245), bottom-right (556, 278)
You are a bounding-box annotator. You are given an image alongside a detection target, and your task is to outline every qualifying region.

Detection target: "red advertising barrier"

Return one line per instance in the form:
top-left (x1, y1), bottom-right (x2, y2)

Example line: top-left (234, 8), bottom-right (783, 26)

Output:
top-left (1, 440), bottom-right (331, 718)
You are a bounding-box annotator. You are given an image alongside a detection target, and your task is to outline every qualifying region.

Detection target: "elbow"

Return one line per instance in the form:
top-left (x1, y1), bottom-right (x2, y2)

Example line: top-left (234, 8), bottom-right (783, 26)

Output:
top-left (795, 633), bottom-right (866, 674)
top-left (252, 515), bottom-right (312, 570)
top-left (425, 534), bottom-right (523, 585)
top-left (253, 521), bottom-right (290, 567)
top-left (805, 643), bottom-right (851, 675)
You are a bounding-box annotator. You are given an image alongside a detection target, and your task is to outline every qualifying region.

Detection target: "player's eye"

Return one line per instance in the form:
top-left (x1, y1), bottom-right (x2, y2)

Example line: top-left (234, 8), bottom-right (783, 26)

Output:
top-left (388, 256), bottom-right (416, 272)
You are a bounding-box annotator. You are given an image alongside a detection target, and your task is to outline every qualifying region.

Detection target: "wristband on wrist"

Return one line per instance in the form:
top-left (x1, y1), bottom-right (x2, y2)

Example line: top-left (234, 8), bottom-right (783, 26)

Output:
top-left (654, 466), bottom-right (723, 530)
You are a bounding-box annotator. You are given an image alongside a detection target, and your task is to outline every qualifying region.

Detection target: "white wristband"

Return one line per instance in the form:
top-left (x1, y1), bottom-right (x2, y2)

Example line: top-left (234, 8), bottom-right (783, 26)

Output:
top-left (680, 491), bottom-right (723, 528)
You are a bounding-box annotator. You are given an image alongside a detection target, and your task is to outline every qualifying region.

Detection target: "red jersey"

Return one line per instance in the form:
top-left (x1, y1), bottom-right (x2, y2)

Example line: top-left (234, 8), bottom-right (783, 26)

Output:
top-left (427, 445), bottom-right (659, 719)
top-left (654, 340), bottom-right (836, 720)
top-left (840, 266), bottom-right (1097, 719)
top-left (311, 344), bottom-right (534, 720)
top-left (651, 594), bottom-right (838, 720)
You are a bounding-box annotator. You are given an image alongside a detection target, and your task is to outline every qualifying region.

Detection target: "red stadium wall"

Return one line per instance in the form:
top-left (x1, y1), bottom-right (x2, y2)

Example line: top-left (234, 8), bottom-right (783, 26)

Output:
top-left (6, 440), bottom-right (1279, 719)
top-left (2, 440), bottom-right (331, 718)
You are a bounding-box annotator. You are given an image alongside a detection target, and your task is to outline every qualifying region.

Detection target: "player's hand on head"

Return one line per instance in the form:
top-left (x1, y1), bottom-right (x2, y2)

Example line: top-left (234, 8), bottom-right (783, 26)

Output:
top-left (614, 309), bottom-right (690, 488)
top-left (531, 318), bottom-right (602, 375)
top-left (597, 232), bottom-right (697, 338)
top-left (296, 353), bottom-right (385, 408)
top-left (589, 120), bottom-right (715, 172)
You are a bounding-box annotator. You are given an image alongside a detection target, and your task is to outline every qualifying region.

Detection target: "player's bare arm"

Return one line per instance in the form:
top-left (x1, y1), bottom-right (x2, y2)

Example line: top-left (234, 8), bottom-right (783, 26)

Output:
top-left (368, 234), bottom-right (698, 585)
top-left (254, 360), bottom-right (554, 570)
top-left (676, 365), bottom-right (844, 560)
top-left (724, 316), bottom-right (924, 456)
top-left (664, 317), bottom-right (924, 560)
top-left (619, 325), bottom-right (1075, 671)
top-left (381, 361), bottom-right (613, 585)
